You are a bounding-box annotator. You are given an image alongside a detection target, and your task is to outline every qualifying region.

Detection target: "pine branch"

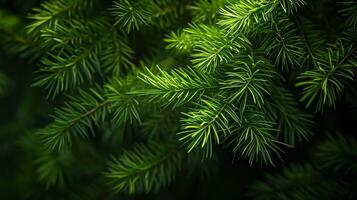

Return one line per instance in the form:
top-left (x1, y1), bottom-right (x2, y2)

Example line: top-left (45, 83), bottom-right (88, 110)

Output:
top-left (133, 66), bottom-right (218, 108)
top-left (261, 16), bottom-right (305, 69)
top-left (111, 0), bottom-right (152, 33)
top-left (249, 164), bottom-right (345, 200)
top-left (27, 0), bottom-right (93, 35)
top-left (37, 88), bottom-right (109, 151)
top-left (178, 96), bottom-right (240, 158)
top-left (339, 1), bottom-right (357, 29)
top-left (106, 142), bottom-right (181, 194)
top-left (101, 30), bottom-right (134, 76)
top-left (187, 24), bottom-right (249, 73)
top-left (39, 17), bottom-right (108, 50)
top-left (32, 37), bottom-right (105, 99)
top-left (230, 108), bottom-right (284, 165)
top-left (188, 0), bottom-right (228, 23)
top-left (265, 86), bottom-right (313, 146)
top-left (105, 77), bottom-right (142, 125)
top-left (316, 133), bottom-right (357, 174)
top-left (296, 41), bottom-right (356, 111)
top-left (221, 54), bottom-right (275, 111)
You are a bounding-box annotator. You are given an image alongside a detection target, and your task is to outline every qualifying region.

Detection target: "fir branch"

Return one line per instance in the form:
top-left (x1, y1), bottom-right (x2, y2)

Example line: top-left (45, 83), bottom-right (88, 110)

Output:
top-left (278, 0), bottom-right (307, 14)
top-left (149, 0), bottom-right (184, 28)
top-left (265, 86), bottom-right (313, 146)
top-left (261, 17), bottom-right (305, 69)
top-left (133, 66), bottom-right (218, 108)
top-left (37, 88), bottom-right (109, 151)
top-left (105, 77), bottom-right (142, 125)
top-left (178, 96), bottom-right (240, 158)
top-left (39, 17), bottom-right (108, 50)
top-left (249, 164), bottom-right (346, 200)
top-left (32, 37), bottom-right (105, 99)
top-left (230, 108), bottom-right (284, 165)
top-left (111, 0), bottom-right (152, 33)
top-left (165, 31), bottom-right (194, 53)
top-left (296, 41), bottom-right (356, 111)
top-left (316, 133), bottom-right (357, 174)
top-left (106, 142), bottom-right (181, 194)
top-left (101, 30), bottom-right (134, 76)
top-left (221, 54), bottom-right (275, 111)
top-left (186, 24), bottom-right (249, 73)
top-left (35, 149), bottom-right (72, 188)
top-left (219, 0), bottom-right (306, 35)
top-left (27, 0), bottom-right (93, 35)
top-left (219, 0), bottom-right (276, 35)
top-left (188, 0), bottom-right (228, 23)
top-left (339, 1), bottom-right (357, 29)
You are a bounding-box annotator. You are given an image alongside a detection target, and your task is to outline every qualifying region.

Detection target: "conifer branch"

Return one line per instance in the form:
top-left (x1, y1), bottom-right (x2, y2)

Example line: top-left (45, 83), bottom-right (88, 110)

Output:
top-left (316, 133), bottom-right (357, 174)
top-left (27, 0), bottom-right (93, 35)
top-left (265, 86), bottom-right (313, 146)
top-left (296, 41), bottom-right (356, 111)
top-left (38, 88), bottom-right (109, 151)
top-left (221, 54), bottom-right (275, 111)
top-left (230, 108), bottom-right (284, 165)
top-left (133, 66), bottom-right (218, 108)
top-left (32, 37), bottom-right (105, 99)
top-left (105, 76), bottom-right (142, 125)
top-left (249, 164), bottom-right (345, 199)
top-left (178, 96), bottom-right (240, 158)
top-left (106, 143), bottom-right (181, 194)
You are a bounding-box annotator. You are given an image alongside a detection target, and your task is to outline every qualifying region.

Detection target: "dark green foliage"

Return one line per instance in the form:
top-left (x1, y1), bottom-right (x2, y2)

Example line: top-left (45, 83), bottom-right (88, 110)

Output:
top-left (1, 0), bottom-right (357, 199)
top-left (250, 133), bottom-right (357, 200)
top-left (316, 133), bottom-right (357, 174)
top-left (296, 41), bottom-right (356, 111)
top-left (339, 0), bottom-right (357, 28)
top-left (265, 86), bottom-right (314, 146)
top-left (135, 66), bottom-right (218, 107)
top-left (179, 96), bottom-right (240, 158)
top-left (106, 142), bottom-right (181, 194)
top-left (249, 164), bottom-right (345, 200)
top-left (37, 88), bottom-right (109, 151)
top-left (0, 71), bottom-right (8, 96)
top-left (230, 108), bottom-right (283, 165)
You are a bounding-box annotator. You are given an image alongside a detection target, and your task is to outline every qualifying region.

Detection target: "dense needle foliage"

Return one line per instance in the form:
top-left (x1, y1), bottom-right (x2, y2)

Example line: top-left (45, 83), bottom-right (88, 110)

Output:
top-left (0, 0), bottom-right (356, 199)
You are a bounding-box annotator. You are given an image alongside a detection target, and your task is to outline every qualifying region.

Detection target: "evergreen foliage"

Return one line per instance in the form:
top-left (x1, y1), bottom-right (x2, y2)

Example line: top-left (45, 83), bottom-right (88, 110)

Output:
top-left (0, 0), bottom-right (357, 199)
